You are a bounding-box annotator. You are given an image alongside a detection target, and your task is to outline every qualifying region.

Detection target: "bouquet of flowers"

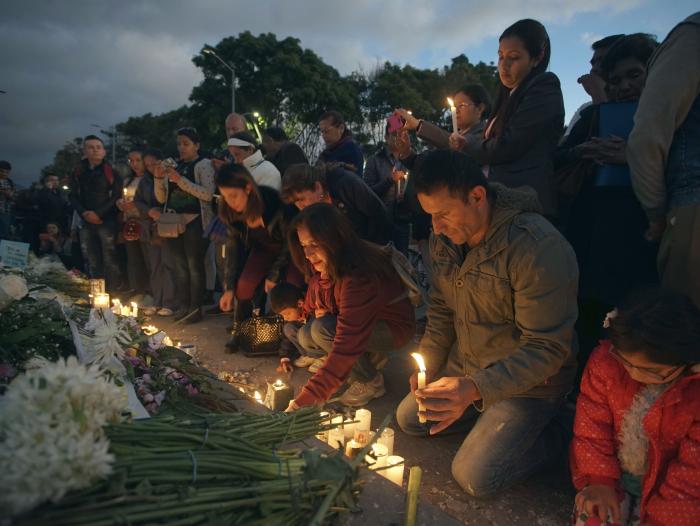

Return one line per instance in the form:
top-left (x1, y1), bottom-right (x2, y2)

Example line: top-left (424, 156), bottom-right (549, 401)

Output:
top-left (0, 357), bottom-right (125, 516)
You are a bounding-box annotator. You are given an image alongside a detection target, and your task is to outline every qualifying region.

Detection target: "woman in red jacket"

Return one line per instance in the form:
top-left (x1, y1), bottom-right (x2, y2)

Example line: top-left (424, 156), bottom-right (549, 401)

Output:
top-left (570, 290), bottom-right (700, 526)
top-left (284, 203), bottom-right (415, 408)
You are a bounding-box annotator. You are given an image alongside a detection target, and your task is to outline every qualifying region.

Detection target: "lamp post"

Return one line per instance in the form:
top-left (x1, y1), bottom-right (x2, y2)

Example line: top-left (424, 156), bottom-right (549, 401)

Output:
top-left (203, 48), bottom-right (236, 113)
top-left (91, 123), bottom-right (116, 164)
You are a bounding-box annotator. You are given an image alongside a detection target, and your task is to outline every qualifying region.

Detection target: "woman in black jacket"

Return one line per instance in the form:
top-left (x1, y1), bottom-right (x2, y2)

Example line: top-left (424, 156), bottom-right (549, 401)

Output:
top-left (216, 163), bottom-right (302, 352)
top-left (452, 19), bottom-right (564, 218)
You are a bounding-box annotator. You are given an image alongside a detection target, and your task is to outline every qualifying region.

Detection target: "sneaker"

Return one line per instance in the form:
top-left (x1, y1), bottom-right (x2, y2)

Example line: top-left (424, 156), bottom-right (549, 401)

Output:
top-left (294, 355), bottom-right (317, 368)
top-left (339, 373), bottom-right (386, 407)
top-left (308, 358), bottom-right (327, 374)
top-left (157, 307), bottom-right (174, 317)
top-left (143, 306), bottom-right (159, 316)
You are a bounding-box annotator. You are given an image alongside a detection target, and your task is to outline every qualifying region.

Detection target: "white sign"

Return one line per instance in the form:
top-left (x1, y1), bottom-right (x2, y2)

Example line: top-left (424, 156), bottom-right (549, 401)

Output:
top-left (0, 240), bottom-right (30, 269)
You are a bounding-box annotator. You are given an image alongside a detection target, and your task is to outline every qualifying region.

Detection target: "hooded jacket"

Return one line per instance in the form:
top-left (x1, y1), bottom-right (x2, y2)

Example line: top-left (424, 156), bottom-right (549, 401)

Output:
top-left (318, 132), bottom-right (365, 177)
top-left (420, 184), bottom-right (579, 409)
top-left (571, 342), bottom-right (700, 525)
top-left (243, 149), bottom-right (282, 191)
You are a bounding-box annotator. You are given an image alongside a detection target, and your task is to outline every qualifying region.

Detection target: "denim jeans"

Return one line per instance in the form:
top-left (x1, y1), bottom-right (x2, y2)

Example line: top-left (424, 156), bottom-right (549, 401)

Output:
top-left (166, 217), bottom-right (207, 311)
top-left (80, 220), bottom-right (123, 291)
top-left (396, 375), bottom-right (567, 497)
top-left (294, 314), bottom-right (397, 382)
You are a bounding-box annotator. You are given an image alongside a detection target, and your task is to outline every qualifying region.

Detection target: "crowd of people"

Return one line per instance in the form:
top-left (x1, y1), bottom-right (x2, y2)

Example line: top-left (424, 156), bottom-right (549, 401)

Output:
top-left (2, 13), bottom-right (699, 525)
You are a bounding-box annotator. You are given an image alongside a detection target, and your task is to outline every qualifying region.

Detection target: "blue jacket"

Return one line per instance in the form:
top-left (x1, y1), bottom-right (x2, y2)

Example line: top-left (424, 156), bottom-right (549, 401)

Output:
top-left (318, 133), bottom-right (365, 177)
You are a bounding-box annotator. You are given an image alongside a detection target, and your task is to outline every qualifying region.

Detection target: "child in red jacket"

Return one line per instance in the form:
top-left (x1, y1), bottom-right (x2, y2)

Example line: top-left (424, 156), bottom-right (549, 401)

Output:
top-left (570, 290), bottom-right (700, 526)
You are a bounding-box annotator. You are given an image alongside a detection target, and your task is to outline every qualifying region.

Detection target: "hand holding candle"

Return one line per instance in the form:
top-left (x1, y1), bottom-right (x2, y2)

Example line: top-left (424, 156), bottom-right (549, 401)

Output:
top-left (447, 97), bottom-right (459, 134)
top-left (411, 353), bottom-right (427, 423)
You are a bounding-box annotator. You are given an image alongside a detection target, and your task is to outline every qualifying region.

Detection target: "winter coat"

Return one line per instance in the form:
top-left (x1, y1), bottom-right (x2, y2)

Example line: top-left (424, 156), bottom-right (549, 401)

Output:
top-left (571, 342), bottom-right (700, 525)
top-left (416, 120), bottom-right (486, 150)
top-left (243, 149), bottom-right (282, 191)
top-left (420, 184), bottom-right (579, 409)
top-left (154, 157), bottom-right (216, 230)
top-left (318, 132), bottom-right (365, 177)
top-left (69, 160), bottom-right (123, 221)
top-left (267, 141), bottom-right (308, 178)
top-left (222, 185), bottom-right (296, 289)
top-left (461, 72), bottom-right (565, 218)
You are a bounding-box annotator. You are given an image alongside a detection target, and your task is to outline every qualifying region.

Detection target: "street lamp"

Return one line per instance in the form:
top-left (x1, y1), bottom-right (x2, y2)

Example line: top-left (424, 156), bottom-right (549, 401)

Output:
top-left (203, 47), bottom-right (236, 113)
top-left (91, 123), bottom-right (116, 165)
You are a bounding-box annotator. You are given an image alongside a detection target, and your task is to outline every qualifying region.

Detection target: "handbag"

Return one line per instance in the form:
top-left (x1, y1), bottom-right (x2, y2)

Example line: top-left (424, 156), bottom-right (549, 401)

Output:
top-left (156, 210), bottom-right (186, 238)
top-left (238, 312), bottom-right (285, 357)
top-left (122, 218), bottom-right (141, 241)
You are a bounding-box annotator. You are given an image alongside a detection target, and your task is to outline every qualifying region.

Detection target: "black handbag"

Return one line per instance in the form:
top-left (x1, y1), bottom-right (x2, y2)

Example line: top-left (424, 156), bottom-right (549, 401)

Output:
top-left (238, 312), bottom-right (284, 357)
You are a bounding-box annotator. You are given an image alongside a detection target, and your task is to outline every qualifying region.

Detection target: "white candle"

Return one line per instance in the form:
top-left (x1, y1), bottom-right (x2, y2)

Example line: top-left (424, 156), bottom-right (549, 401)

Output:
top-left (121, 305), bottom-right (132, 317)
top-left (93, 293), bottom-right (110, 309)
top-left (366, 443), bottom-right (389, 469)
top-left (221, 244), bottom-right (226, 259)
top-left (254, 391), bottom-right (263, 404)
top-left (343, 417), bottom-right (356, 442)
top-left (316, 411), bottom-right (331, 442)
top-left (112, 299), bottom-right (122, 315)
top-left (447, 97), bottom-right (458, 134)
top-left (411, 353), bottom-right (427, 423)
top-left (353, 409), bottom-right (372, 445)
top-left (328, 415), bottom-right (345, 449)
top-left (162, 335), bottom-right (174, 347)
top-left (378, 427), bottom-right (395, 456)
top-left (385, 456), bottom-right (405, 486)
top-left (142, 325), bottom-right (159, 336)
top-left (131, 302), bottom-right (138, 318)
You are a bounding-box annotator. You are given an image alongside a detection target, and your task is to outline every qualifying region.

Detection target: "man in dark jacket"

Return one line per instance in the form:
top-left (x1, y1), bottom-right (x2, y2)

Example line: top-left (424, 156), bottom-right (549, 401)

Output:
top-left (262, 127), bottom-right (308, 178)
top-left (282, 163), bottom-right (392, 245)
top-left (36, 173), bottom-right (68, 232)
top-left (317, 111), bottom-right (364, 177)
top-left (69, 134), bottom-right (124, 291)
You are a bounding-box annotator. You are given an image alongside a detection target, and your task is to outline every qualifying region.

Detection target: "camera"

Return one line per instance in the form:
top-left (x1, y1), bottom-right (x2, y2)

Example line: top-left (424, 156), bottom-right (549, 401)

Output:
top-left (162, 158), bottom-right (178, 170)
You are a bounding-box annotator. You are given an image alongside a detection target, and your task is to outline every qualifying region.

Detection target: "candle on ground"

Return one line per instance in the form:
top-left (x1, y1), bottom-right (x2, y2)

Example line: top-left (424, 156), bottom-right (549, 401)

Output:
top-left (316, 411), bottom-right (331, 442)
top-left (385, 456), bottom-right (405, 486)
top-left (328, 415), bottom-right (345, 450)
top-left (130, 302), bottom-right (138, 318)
top-left (353, 408), bottom-right (372, 445)
top-left (253, 391), bottom-right (263, 404)
top-left (366, 443), bottom-right (389, 469)
top-left (446, 97), bottom-right (459, 134)
top-left (378, 427), bottom-right (395, 456)
top-left (343, 417), bottom-right (357, 442)
top-left (93, 293), bottom-right (110, 309)
top-left (411, 353), bottom-right (427, 423)
top-left (344, 439), bottom-right (363, 460)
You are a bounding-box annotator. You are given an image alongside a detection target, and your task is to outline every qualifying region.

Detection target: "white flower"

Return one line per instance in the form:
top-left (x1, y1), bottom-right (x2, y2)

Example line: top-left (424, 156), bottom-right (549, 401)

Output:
top-left (0, 274), bottom-right (28, 311)
top-left (81, 309), bottom-right (133, 368)
top-left (0, 357), bottom-right (125, 516)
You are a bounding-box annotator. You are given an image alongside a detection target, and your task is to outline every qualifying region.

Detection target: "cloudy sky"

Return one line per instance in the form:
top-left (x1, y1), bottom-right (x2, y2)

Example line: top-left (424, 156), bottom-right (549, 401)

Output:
top-left (1, 0), bottom-right (696, 186)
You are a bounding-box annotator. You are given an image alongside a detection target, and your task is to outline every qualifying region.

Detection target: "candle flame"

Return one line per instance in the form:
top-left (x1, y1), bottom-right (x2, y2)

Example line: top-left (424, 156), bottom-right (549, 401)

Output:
top-left (141, 325), bottom-right (159, 335)
top-left (274, 379), bottom-right (284, 387)
top-left (411, 352), bottom-right (426, 372)
top-left (446, 97), bottom-right (455, 108)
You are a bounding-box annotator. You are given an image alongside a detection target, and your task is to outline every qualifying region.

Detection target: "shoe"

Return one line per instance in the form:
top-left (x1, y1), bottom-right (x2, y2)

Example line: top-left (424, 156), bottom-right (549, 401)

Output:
top-left (157, 308), bottom-right (174, 317)
top-left (224, 320), bottom-right (242, 354)
top-left (294, 355), bottom-right (317, 368)
top-left (308, 358), bottom-right (327, 374)
top-left (175, 308), bottom-right (203, 325)
top-left (143, 306), bottom-right (158, 316)
top-left (339, 373), bottom-right (386, 407)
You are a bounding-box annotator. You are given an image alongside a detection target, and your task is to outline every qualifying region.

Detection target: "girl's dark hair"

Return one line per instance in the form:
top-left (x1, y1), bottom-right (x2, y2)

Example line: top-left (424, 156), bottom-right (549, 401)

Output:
top-left (143, 148), bottom-right (163, 160)
top-left (489, 19), bottom-right (551, 139)
top-left (281, 163), bottom-right (327, 202)
top-left (176, 127), bottom-right (200, 144)
top-left (456, 84), bottom-right (492, 120)
top-left (600, 33), bottom-right (658, 80)
top-left (608, 288), bottom-right (700, 365)
top-left (288, 203), bottom-right (394, 283)
top-left (264, 127), bottom-right (289, 142)
top-left (231, 131), bottom-right (259, 150)
top-left (215, 163), bottom-right (264, 224)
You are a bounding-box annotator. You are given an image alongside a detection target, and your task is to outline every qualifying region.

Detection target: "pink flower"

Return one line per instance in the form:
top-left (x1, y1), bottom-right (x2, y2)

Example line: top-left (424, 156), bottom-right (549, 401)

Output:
top-left (185, 384), bottom-right (198, 396)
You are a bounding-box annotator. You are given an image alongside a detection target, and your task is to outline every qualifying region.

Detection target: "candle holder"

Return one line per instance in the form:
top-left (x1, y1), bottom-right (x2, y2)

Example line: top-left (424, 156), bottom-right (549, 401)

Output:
top-left (378, 427), bottom-right (395, 456)
top-left (353, 408), bottom-right (372, 445)
top-left (93, 293), bottom-right (110, 310)
top-left (384, 455), bottom-right (405, 486)
top-left (366, 443), bottom-right (389, 469)
top-left (344, 439), bottom-right (364, 460)
top-left (264, 379), bottom-right (294, 411)
top-left (89, 279), bottom-right (105, 305)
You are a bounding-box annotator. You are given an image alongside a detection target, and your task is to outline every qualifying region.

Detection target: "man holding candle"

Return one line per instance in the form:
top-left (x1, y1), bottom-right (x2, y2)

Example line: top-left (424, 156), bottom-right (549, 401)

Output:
top-left (396, 149), bottom-right (578, 497)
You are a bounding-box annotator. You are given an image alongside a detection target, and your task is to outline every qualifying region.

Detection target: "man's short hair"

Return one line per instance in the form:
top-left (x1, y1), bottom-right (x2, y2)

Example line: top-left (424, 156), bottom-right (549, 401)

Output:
top-left (0, 160), bottom-right (11, 171)
top-left (319, 110), bottom-right (345, 126)
top-left (592, 34), bottom-right (625, 51)
top-left (143, 148), bottom-right (163, 160)
top-left (414, 149), bottom-right (492, 202)
top-left (264, 127), bottom-right (289, 142)
top-left (281, 163), bottom-right (326, 202)
top-left (600, 33), bottom-right (658, 79)
top-left (269, 282), bottom-right (304, 313)
top-left (83, 134), bottom-right (104, 145)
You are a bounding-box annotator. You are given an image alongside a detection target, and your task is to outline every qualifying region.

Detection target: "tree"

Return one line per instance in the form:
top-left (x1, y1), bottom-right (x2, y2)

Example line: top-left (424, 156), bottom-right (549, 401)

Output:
top-left (42, 137), bottom-right (84, 181)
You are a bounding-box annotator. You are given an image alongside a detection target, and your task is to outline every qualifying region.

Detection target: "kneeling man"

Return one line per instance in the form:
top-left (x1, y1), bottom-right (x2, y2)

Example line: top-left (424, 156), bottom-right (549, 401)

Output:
top-left (397, 150), bottom-right (578, 497)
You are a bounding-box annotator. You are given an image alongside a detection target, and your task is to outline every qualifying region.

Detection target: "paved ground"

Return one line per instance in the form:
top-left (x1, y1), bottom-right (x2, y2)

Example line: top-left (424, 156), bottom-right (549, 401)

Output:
top-left (154, 310), bottom-right (575, 526)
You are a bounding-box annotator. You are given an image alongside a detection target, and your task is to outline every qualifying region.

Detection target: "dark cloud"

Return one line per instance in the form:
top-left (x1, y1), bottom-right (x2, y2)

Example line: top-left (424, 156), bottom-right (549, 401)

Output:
top-left (0, 0), bottom-right (641, 185)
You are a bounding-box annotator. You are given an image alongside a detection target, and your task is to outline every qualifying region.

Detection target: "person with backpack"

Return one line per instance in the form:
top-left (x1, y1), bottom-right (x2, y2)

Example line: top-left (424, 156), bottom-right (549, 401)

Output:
top-left (68, 135), bottom-right (125, 292)
top-left (283, 203), bottom-right (416, 409)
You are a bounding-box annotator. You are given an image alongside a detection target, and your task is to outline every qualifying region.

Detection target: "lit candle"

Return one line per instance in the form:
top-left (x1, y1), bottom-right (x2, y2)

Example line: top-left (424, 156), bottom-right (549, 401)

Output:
top-left (378, 427), bottom-right (395, 456)
top-left (411, 353), bottom-right (427, 423)
top-left (328, 415), bottom-right (345, 449)
top-left (265, 379), bottom-right (294, 411)
top-left (366, 443), bottom-right (389, 469)
top-left (162, 335), bottom-right (174, 347)
top-left (112, 299), bottom-right (122, 315)
top-left (221, 244), bottom-right (226, 259)
top-left (89, 279), bottom-right (106, 300)
top-left (131, 302), bottom-right (138, 318)
top-left (446, 97), bottom-right (458, 134)
top-left (344, 439), bottom-right (364, 460)
top-left (253, 391), bottom-right (263, 404)
top-left (141, 325), bottom-right (159, 336)
top-left (343, 417), bottom-right (357, 442)
top-left (121, 305), bottom-right (132, 317)
top-left (93, 293), bottom-right (110, 309)
top-left (353, 408), bottom-right (372, 445)
top-left (385, 455), bottom-right (405, 486)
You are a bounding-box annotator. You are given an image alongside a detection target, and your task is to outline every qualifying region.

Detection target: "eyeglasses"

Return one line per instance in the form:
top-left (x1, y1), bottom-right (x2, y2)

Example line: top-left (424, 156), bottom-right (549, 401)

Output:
top-left (608, 345), bottom-right (685, 382)
top-left (455, 103), bottom-right (477, 110)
